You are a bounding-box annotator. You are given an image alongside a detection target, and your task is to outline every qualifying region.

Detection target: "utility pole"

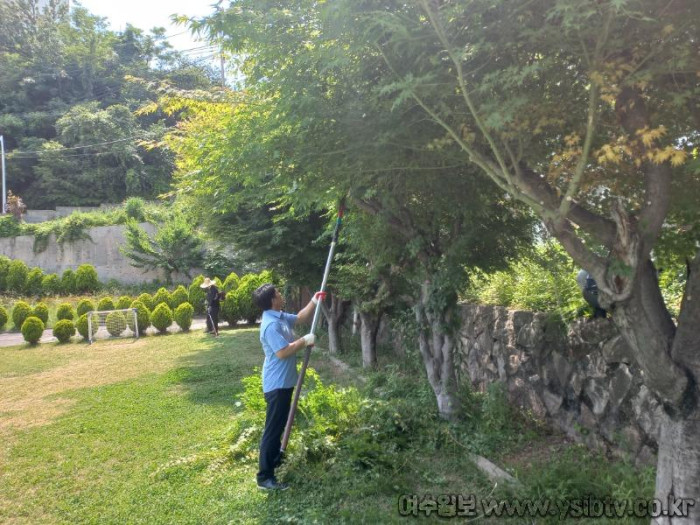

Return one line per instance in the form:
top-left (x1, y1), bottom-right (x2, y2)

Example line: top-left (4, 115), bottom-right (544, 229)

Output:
top-left (0, 135), bottom-right (6, 215)
top-left (220, 50), bottom-right (226, 88)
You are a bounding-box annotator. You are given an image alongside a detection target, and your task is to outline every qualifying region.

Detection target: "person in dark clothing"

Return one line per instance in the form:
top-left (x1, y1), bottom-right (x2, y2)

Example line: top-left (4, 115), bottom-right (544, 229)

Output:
top-left (576, 269), bottom-right (607, 318)
top-left (252, 283), bottom-right (324, 491)
top-left (201, 277), bottom-right (222, 336)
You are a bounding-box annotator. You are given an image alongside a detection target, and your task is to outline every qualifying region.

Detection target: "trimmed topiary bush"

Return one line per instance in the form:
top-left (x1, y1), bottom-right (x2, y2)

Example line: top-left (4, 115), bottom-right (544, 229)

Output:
top-left (32, 302), bottom-right (49, 324)
top-left (221, 293), bottom-right (240, 327)
top-left (12, 301), bottom-right (32, 329)
top-left (21, 316), bottom-right (44, 344)
top-left (116, 295), bottom-right (132, 310)
top-left (150, 303), bottom-right (173, 334)
top-left (129, 301), bottom-right (150, 335)
top-left (152, 287), bottom-right (171, 309)
top-left (97, 297), bottom-right (115, 311)
top-left (7, 260), bottom-right (29, 294)
top-left (223, 272), bottom-right (240, 293)
top-left (75, 264), bottom-right (100, 293)
top-left (56, 303), bottom-right (75, 321)
top-left (76, 299), bottom-right (95, 317)
top-left (235, 273), bottom-right (264, 324)
top-left (76, 313), bottom-right (97, 340)
top-left (0, 305), bottom-right (8, 331)
top-left (53, 319), bottom-right (76, 343)
top-left (42, 273), bottom-right (61, 295)
top-left (26, 267), bottom-right (45, 296)
top-left (0, 255), bottom-right (11, 291)
top-left (174, 302), bottom-right (194, 332)
top-left (189, 275), bottom-right (206, 315)
top-left (136, 293), bottom-right (154, 311)
top-left (106, 311), bottom-right (127, 337)
top-left (61, 269), bottom-right (76, 294)
top-left (169, 285), bottom-right (188, 309)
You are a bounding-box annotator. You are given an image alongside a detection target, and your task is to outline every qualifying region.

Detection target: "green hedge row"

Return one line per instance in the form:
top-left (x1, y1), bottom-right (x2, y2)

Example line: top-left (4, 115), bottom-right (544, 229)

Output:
top-left (0, 257), bottom-right (100, 296)
top-left (5, 268), bottom-right (280, 342)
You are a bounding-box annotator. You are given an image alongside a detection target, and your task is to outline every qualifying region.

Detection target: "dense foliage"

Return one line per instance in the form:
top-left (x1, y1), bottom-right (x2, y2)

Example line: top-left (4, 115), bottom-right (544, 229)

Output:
top-left (0, 0), bottom-right (219, 207)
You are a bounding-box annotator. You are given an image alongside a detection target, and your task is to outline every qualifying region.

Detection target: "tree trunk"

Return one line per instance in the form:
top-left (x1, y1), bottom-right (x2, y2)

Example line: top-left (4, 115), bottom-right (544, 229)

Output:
top-left (321, 294), bottom-right (348, 354)
top-left (415, 280), bottom-right (460, 420)
top-left (352, 305), bottom-right (361, 336)
top-left (609, 257), bottom-right (700, 521)
top-left (359, 310), bottom-right (381, 368)
top-left (654, 410), bottom-right (700, 524)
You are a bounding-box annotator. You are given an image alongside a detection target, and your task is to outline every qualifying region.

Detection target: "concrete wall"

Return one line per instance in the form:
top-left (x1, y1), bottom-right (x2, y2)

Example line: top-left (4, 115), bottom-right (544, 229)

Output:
top-left (457, 304), bottom-right (660, 464)
top-left (0, 223), bottom-right (193, 284)
top-left (23, 205), bottom-right (117, 224)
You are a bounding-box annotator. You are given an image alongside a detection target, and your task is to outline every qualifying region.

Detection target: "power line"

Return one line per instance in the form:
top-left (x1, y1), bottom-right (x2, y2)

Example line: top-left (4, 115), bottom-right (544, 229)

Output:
top-left (8, 129), bottom-right (175, 157)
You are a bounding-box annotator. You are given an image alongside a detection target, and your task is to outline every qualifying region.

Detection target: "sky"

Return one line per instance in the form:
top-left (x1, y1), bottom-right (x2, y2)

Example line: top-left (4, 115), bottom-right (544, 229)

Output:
top-left (75, 0), bottom-right (221, 54)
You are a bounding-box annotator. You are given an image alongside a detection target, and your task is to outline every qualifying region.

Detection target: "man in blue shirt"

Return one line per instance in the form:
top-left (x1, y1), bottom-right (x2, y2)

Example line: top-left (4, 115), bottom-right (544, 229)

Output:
top-left (252, 283), bottom-right (323, 490)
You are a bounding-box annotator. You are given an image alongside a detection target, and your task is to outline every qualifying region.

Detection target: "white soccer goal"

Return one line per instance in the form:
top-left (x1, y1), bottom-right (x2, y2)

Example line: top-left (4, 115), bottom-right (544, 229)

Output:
top-left (88, 308), bottom-right (139, 344)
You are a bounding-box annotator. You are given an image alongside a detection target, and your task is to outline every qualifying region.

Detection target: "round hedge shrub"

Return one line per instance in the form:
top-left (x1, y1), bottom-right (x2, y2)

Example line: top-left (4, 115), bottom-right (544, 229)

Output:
top-left (12, 301), bottom-right (32, 329)
top-left (188, 275), bottom-right (206, 315)
top-left (116, 295), bottom-right (132, 310)
top-left (129, 301), bottom-right (150, 335)
top-left (21, 316), bottom-right (44, 344)
top-left (7, 260), bottom-right (29, 294)
top-left (76, 313), bottom-right (97, 340)
top-left (75, 264), bottom-right (100, 293)
top-left (56, 303), bottom-right (75, 321)
top-left (221, 294), bottom-right (240, 326)
top-left (235, 274), bottom-right (263, 324)
top-left (0, 255), bottom-right (11, 291)
top-left (169, 285), bottom-right (188, 309)
top-left (53, 319), bottom-right (76, 343)
top-left (26, 267), bottom-right (45, 296)
top-left (32, 302), bottom-right (49, 324)
top-left (152, 287), bottom-right (171, 309)
top-left (76, 299), bottom-right (95, 318)
top-left (150, 303), bottom-right (173, 334)
top-left (42, 273), bottom-right (61, 295)
top-left (0, 305), bottom-right (8, 331)
top-left (174, 302), bottom-right (194, 332)
top-left (106, 311), bottom-right (127, 337)
top-left (97, 297), bottom-right (115, 311)
top-left (136, 293), bottom-right (154, 311)
top-left (223, 272), bottom-right (240, 292)
top-left (61, 269), bottom-right (76, 294)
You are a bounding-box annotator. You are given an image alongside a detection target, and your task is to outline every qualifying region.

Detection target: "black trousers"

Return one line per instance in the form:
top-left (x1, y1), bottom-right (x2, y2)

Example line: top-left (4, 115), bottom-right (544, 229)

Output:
top-left (257, 387), bottom-right (293, 483)
top-left (206, 306), bottom-right (219, 333)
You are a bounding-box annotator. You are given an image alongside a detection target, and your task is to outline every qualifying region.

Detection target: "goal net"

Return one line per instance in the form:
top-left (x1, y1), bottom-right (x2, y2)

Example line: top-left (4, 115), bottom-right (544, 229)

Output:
top-left (87, 308), bottom-right (139, 344)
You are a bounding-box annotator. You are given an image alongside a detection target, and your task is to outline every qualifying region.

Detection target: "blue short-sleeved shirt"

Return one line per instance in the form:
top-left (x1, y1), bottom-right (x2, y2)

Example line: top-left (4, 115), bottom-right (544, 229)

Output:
top-left (260, 309), bottom-right (298, 393)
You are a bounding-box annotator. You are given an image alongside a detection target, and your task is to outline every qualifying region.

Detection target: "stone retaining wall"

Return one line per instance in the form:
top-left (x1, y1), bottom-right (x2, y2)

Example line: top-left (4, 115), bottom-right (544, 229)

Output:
top-left (457, 304), bottom-right (661, 464)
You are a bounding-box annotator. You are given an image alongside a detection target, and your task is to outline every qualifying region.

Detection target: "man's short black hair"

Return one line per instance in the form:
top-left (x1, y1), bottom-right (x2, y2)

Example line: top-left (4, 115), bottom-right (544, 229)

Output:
top-left (253, 283), bottom-right (277, 311)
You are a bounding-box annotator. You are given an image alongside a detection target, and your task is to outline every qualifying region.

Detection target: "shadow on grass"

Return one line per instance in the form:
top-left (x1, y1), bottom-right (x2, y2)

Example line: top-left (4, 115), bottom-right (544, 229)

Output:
top-left (167, 327), bottom-right (263, 409)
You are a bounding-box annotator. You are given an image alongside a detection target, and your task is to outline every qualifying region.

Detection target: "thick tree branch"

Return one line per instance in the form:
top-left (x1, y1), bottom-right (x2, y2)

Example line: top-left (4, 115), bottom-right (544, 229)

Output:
top-left (672, 250), bottom-right (700, 371)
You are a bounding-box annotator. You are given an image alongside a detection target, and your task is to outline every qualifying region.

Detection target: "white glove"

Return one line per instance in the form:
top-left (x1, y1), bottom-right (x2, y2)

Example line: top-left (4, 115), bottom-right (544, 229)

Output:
top-left (302, 333), bottom-right (315, 347)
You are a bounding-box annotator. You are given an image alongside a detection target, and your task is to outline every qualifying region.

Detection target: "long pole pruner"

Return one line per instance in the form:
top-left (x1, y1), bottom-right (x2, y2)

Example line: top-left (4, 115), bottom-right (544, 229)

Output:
top-left (280, 200), bottom-right (345, 454)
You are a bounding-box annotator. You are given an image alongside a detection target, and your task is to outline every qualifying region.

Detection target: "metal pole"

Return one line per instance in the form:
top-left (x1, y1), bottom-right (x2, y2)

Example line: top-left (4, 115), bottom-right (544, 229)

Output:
top-left (280, 203), bottom-right (345, 453)
top-left (0, 135), bottom-right (6, 214)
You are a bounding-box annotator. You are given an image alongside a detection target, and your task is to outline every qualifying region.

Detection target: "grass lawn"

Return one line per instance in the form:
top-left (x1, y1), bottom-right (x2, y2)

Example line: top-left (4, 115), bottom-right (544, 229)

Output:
top-left (0, 329), bottom-right (653, 524)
